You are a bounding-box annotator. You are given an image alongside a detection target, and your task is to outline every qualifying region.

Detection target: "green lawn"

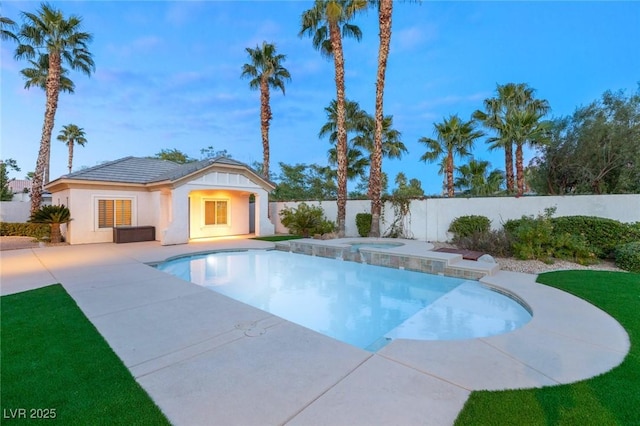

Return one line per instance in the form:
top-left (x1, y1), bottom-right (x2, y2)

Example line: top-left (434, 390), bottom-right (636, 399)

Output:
top-left (455, 270), bottom-right (640, 426)
top-left (0, 284), bottom-right (170, 425)
top-left (3, 272), bottom-right (638, 425)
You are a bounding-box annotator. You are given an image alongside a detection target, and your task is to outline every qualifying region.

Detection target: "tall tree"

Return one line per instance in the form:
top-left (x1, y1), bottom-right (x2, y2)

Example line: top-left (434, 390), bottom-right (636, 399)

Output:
top-left (510, 106), bottom-right (551, 195)
top-left (21, 53), bottom-right (75, 183)
top-left (200, 146), bottom-right (231, 159)
top-left (454, 159), bottom-right (505, 196)
top-left (474, 83), bottom-right (550, 195)
top-left (300, 0), bottom-right (366, 237)
top-left (351, 114), bottom-right (406, 161)
top-left (15, 3), bottom-right (94, 215)
top-left (529, 87), bottom-right (640, 194)
top-left (241, 41), bottom-right (291, 179)
top-left (57, 124), bottom-right (87, 173)
top-left (153, 148), bottom-right (194, 164)
top-left (419, 115), bottom-right (484, 197)
top-left (473, 86), bottom-right (515, 193)
top-left (327, 143), bottom-right (369, 181)
top-left (271, 162), bottom-right (337, 201)
top-left (392, 172), bottom-right (425, 198)
top-left (0, 159), bottom-right (21, 201)
top-left (20, 53), bottom-right (75, 93)
top-left (319, 98), bottom-right (368, 144)
top-left (369, 0), bottom-right (393, 237)
top-left (320, 98), bottom-right (370, 183)
top-left (1, 14), bottom-right (18, 41)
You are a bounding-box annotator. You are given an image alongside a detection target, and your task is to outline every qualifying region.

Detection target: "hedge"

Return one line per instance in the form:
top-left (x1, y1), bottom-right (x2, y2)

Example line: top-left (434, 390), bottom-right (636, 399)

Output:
top-left (355, 213), bottom-right (372, 237)
top-left (551, 216), bottom-right (640, 258)
top-left (449, 215), bottom-right (491, 239)
top-left (0, 222), bottom-right (50, 240)
top-left (615, 242), bottom-right (640, 272)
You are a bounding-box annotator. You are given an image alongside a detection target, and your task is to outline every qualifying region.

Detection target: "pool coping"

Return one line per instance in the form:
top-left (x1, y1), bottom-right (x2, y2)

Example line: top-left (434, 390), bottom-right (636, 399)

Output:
top-left (0, 238), bottom-right (631, 425)
top-left (280, 237), bottom-right (500, 280)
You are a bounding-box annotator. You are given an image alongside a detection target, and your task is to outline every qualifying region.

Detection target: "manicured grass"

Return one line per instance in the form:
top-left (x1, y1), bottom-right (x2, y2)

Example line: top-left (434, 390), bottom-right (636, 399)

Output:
top-left (252, 234), bottom-right (304, 242)
top-left (0, 284), bottom-right (170, 425)
top-left (455, 270), bottom-right (640, 426)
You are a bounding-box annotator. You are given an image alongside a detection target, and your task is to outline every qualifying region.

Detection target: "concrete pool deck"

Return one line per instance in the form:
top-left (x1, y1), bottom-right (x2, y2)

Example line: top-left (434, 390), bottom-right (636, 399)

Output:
top-left (0, 238), bottom-right (630, 425)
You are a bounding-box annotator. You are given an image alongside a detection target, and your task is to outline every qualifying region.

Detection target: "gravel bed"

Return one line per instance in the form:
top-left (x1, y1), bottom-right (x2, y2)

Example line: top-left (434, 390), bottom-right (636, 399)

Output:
top-left (495, 257), bottom-right (623, 274)
top-left (429, 241), bottom-right (623, 275)
top-left (0, 236), bottom-right (68, 251)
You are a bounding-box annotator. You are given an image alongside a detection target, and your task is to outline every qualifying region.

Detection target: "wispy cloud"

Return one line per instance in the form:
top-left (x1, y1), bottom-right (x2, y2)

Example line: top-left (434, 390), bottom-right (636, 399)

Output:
top-left (416, 92), bottom-right (489, 109)
top-left (164, 1), bottom-right (205, 27)
top-left (105, 35), bottom-right (162, 58)
top-left (393, 25), bottom-right (437, 52)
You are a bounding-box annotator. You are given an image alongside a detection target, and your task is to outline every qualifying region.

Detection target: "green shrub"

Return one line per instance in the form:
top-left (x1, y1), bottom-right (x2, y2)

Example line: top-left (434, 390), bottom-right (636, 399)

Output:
top-left (503, 218), bottom-right (526, 236)
top-left (506, 208), bottom-right (596, 264)
top-left (279, 203), bottom-right (336, 238)
top-left (355, 213), bottom-right (372, 237)
top-left (552, 232), bottom-right (598, 265)
top-left (511, 215), bottom-right (555, 262)
top-left (455, 229), bottom-right (514, 258)
top-left (0, 222), bottom-right (50, 239)
top-left (449, 215), bottom-right (491, 239)
top-left (29, 205), bottom-right (72, 244)
top-left (615, 242), bottom-right (640, 272)
top-left (552, 216), bottom-right (640, 258)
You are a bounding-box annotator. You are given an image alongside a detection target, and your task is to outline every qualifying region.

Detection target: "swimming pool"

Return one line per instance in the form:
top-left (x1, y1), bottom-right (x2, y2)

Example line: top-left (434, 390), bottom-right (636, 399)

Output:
top-left (156, 250), bottom-right (531, 351)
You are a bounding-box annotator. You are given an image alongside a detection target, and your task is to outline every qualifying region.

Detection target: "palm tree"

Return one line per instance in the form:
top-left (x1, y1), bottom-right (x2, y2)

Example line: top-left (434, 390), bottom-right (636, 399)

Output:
top-left (328, 143), bottom-right (370, 181)
top-left (454, 159), bottom-right (505, 196)
top-left (28, 204), bottom-right (72, 244)
top-left (352, 114), bottom-right (406, 161)
top-left (474, 83), bottom-right (550, 195)
top-left (21, 53), bottom-right (75, 93)
top-left (1, 15), bottom-right (18, 41)
top-left (241, 41), bottom-right (291, 179)
top-left (473, 87), bottom-right (515, 193)
top-left (14, 3), bottom-right (94, 215)
top-left (369, 0), bottom-right (394, 237)
top-left (22, 53), bottom-right (76, 182)
top-left (319, 99), bottom-right (368, 144)
top-left (300, 0), bottom-right (367, 237)
top-left (57, 124), bottom-right (87, 173)
top-left (419, 115), bottom-right (484, 197)
top-left (321, 100), bottom-right (369, 184)
top-left (507, 89), bottom-right (551, 195)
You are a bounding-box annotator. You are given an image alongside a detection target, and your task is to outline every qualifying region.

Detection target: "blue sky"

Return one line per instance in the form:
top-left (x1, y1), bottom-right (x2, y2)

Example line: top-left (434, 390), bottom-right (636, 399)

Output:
top-left (2, 1), bottom-right (639, 195)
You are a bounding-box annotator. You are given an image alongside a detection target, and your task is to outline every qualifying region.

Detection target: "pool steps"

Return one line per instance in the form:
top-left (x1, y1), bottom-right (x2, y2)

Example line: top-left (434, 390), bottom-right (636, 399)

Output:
top-left (275, 238), bottom-right (499, 280)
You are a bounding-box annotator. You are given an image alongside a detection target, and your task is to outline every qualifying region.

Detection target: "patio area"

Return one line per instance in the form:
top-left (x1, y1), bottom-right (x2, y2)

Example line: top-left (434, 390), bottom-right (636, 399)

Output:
top-left (0, 238), bottom-right (630, 425)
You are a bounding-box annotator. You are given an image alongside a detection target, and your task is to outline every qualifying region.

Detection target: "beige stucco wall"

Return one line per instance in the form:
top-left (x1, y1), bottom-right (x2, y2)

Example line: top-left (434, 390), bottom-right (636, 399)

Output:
top-left (156, 170), bottom-right (275, 245)
top-left (271, 194), bottom-right (640, 241)
top-left (49, 167), bottom-right (276, 245)
top-left (188, 189), bottom-right (250, 239)
top-left (58, 187), bottom-right (157, 245)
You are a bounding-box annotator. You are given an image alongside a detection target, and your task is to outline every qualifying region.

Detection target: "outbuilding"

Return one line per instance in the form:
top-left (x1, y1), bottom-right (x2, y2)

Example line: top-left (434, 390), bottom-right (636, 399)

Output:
top-left (45, 156), bottom-right (275, 245)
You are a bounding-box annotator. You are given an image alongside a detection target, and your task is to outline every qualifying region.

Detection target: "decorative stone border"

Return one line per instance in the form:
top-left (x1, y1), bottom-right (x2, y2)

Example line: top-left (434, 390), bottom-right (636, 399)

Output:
top-left (276, 238), bottom-right (499, 280)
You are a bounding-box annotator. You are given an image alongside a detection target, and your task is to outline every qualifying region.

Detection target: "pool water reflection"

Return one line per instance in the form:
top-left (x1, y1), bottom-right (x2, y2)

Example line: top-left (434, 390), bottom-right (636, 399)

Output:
top-left (156, 250), bottom-right (531, 351)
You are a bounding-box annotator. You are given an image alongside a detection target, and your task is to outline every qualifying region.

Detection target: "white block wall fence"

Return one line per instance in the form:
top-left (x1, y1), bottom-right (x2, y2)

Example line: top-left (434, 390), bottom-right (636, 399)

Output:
top-left (269, 194), bottom-right (640, 242)
top-left (0, 201), bottom-right (31, 223)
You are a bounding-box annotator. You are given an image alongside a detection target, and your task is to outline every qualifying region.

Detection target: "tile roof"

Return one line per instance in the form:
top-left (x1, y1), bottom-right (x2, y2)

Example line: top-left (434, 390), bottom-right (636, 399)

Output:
top-left (63, 157), bottom-right (179, 183)
top-left (152, 157), bottom-right (252, 182)
top-left (59, 156), bottom-right (263, 184)
top-left (8, 179), bottom-right (32, 193)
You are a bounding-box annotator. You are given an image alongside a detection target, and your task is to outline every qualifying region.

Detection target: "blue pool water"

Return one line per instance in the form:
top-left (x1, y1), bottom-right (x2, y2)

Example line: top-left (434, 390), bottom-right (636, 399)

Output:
top-left (156, 250), bottom-right (531, 351)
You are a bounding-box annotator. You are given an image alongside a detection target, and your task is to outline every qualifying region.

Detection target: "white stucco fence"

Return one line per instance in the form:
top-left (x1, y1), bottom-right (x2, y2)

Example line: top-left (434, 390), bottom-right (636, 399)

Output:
top-left (269, 194), bottom-right (640, 242)
top-left (0, 201), bottom-right (31, 223)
